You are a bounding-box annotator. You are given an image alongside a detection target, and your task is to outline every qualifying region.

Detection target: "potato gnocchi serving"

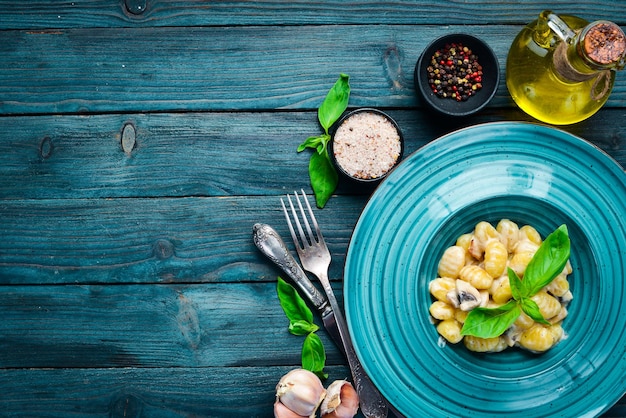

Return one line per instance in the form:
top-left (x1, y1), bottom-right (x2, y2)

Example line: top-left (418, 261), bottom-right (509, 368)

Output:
top-left (428, 219), bottom-right (573, 353)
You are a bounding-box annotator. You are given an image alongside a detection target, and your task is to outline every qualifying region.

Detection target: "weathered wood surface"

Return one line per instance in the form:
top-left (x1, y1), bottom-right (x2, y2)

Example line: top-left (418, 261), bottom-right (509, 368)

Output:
top-left (0, 282), bottom-right (348, 368)
top-left (2, 25), bottom-right (626, 115)
top-left (0, 0), bottom-right (623, 28)
top-left (0, 365), bottom-right (355, 417)
top-left (0, 0), bottom-right (624, 416)
top-left (0, 195), bottom-right (364, 285)
top-left (1, 110), bottom-right (623, 200)
top-left (0, 24), bottom-right (506, 114)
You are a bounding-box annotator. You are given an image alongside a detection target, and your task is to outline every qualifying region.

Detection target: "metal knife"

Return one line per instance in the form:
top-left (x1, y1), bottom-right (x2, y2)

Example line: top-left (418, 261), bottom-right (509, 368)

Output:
top-left (252, 222), bottom-right (345, 355)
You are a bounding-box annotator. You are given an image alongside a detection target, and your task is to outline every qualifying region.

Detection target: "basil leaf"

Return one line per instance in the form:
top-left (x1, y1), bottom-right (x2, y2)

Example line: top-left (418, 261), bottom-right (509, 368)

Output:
top-left (318, 73), bottom-right (350, 133)
top-left (289, 319), bottom-right (319, 336)
top-left (277, 278), bottom-right (328, 379)
top-left (277, 277), bottom-right (314, 324)
top-left (523, 225), bottom-right (570, 297)
top-left (302, 332), bottom-right (328, 380)
top-left (297, 134), bottom-right (327, 153)
top-left (309, 150), bottom-right (338, 208)
top-left (520, 297), bottom-right (551, 325)
top-left (461, 301), bottom-right (521, 339)
top-left (299, 74), bottom-right (350, 208)
top-left (508, 267), bottom-right (525, 300)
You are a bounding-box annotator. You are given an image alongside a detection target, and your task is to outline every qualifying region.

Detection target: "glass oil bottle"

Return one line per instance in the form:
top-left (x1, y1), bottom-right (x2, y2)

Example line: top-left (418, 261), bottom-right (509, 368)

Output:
top-left (506, 11), bottom-right (626, 125)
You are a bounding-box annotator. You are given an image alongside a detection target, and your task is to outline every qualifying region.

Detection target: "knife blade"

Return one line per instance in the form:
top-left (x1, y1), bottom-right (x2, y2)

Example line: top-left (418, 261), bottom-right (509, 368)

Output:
top-left (252, 223), bottom-right (345, 355)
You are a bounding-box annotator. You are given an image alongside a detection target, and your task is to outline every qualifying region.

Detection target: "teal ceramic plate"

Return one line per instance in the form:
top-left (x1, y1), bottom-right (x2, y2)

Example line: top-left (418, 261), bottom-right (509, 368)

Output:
top-left (344, 122), bottom-right (626, 417)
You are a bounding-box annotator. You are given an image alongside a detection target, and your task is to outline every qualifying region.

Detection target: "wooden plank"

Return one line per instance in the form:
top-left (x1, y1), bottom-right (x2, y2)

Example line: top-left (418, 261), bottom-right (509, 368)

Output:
top-left (0, 366), bottom-right (621, 417)
top-left (0, 282), bottom-right (623, 415)
top-left (0, 110), bottom-right (624, 200)
top-left (0, 1), bottom-right (623, 29)
top-left (0, 282), bottom-right (346, 369)
top-left (0, 365), bottom-right (352, 417)
top-left (0, 195), bottom-right (366, 285)
top-left (2, 25), bottom-right (626, 115)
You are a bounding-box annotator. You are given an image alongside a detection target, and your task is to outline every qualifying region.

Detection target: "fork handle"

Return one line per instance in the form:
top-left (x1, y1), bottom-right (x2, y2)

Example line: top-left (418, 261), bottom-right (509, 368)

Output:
top-left (252, 223), bottom-right (329, 310)
top-left (316, 271), bottom-right (389, 418)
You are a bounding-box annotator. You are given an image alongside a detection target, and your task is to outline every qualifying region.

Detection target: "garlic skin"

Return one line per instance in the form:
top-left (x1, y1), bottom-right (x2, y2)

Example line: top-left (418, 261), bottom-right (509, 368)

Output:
top-left (275, 369), bottom-right (326, 418)
top-left (274, 400), bottom-right (307, 418)
top-left (320, 380), bottom-right (359, 418)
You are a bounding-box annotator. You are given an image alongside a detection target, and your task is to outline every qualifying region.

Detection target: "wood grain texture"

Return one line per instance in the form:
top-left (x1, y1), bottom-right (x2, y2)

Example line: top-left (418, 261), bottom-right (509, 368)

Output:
top-left (0, 365), bottom-right (351, 417)
top-left (0, 0), bottom-right (623, 29)
top-left (1, 1), bottom-right (625, 416)
top-left (2, 24), bottom-right (626, 115)
top-left (0, 282), bottom-right (346, 368)
top-left (0, 278), bottom-right (623, 416)
top-left (0, 195), bottom-right (364, 285)
top-left (0, 110), bottom-right (623, 199)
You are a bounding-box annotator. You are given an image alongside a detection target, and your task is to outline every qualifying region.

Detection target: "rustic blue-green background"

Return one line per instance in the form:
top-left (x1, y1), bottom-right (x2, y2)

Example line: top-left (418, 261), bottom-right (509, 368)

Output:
top-left (0, 1), bottom-right (624, 416)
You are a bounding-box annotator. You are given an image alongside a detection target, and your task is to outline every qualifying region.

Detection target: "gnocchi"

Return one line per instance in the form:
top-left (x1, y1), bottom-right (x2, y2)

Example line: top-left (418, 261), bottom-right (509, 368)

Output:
top-left (429, 219), bottom-right (573, 353)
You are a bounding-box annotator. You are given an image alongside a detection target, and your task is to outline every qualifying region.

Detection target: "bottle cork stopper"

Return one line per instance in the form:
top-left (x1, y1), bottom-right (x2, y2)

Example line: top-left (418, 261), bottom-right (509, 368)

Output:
top-left (583, 22), bottom-right (626, 65)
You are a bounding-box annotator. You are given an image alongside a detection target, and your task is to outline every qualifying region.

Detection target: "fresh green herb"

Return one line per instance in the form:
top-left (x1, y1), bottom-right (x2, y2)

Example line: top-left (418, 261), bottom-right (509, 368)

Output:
top-left (277, 277), bottom-right (328, 379)
top-left (289, 319), bottom-right (319, 336)
top-left (518, 224), bottom-right (571, 295)
top-left (519, 295), bottom-right (551, 325)
top-left (298, 74), bottom-right (350, 208)
top-left (461, 224), bottom-right (570, 339)
top-left (302, 333), bottom-right (327, 379)
top-left (460, 300), bottom-right (522, 338)
top-left (277, 276), bottom-right (314, 325)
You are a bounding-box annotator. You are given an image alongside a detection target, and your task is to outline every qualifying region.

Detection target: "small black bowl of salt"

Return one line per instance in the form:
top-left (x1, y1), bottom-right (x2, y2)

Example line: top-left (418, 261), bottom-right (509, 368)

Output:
top-left (329, 108), bottom-right (404, 186)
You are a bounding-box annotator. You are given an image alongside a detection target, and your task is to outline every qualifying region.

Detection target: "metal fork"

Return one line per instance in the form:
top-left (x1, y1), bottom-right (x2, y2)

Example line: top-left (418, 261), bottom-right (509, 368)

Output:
top-left (281, 189), bottom-right (389, 418)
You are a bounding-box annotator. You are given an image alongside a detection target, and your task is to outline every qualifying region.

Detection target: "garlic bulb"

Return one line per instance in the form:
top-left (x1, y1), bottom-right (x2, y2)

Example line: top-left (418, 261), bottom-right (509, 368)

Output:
top-left (320, 379), bottom-right (359, 418)
top-left (274, 399), bottom-right (307, 418)
top-left (275, 369), bottom-right (326, 418)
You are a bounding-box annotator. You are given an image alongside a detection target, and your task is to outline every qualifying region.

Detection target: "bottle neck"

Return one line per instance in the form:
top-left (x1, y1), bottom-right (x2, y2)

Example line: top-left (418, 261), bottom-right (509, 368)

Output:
top-left (553, 39), bottom-right (600, 83)
top-left (549, 21), bottom-right (625, 100)
top-left (552, 21), bottom-right (625, 84)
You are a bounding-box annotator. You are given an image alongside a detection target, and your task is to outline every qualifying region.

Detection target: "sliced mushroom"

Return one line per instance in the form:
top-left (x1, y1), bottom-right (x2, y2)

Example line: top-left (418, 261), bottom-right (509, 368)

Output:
top-left (456, 279), bottom-right (482, 311)
top-left (446, 289), bottom-right (460, 308)
top-left (504, 325), bottom-right (522, 347)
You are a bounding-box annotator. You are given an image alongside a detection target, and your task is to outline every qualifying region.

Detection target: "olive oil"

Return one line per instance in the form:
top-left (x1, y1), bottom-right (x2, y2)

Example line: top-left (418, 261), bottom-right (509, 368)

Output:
top-left (506, 12), bottom-right (625, 125)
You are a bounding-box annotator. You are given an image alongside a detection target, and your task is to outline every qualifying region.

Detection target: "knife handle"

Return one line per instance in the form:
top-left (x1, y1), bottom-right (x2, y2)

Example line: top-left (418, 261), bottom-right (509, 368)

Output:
top-left (253, 223), bottom-right (329, 312)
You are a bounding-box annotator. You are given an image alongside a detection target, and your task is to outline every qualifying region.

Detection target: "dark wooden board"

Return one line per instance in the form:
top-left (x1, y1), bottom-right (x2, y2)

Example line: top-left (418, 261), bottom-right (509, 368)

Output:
top-left (0, 1), bottom-right (623, 29)
top-left (0, 365), bottom-right (351, 417)
top-left (1, 1), bottom-right (624, 416)
top-left (0, 282), bottom-right (347, 368)
top-left (2, 25), bottom-right (626, 115)
top-left (0, 110), bottom-right (624, 200)
top-left (0, 281), bottom-right (623, 416)
top-left (0, 195), bottom-right (364, 285)
top-left (0, 366), bottom-right (622, 416)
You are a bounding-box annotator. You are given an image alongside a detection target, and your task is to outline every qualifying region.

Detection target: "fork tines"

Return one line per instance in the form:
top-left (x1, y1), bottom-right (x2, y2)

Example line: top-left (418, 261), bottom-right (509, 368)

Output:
top-left (281, 189), bottom-right (325, 251)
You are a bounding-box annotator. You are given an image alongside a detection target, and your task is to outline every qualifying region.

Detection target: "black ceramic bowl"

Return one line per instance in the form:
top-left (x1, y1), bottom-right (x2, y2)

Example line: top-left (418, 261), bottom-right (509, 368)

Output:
top-left (414, 34), bottom-right (499, 116)
top-left (329, 108), bottom-right (404, 185)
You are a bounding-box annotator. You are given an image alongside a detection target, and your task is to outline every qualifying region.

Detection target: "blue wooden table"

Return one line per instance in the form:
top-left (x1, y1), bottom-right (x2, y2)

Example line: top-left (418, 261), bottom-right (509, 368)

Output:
top-left (0, 1), bottom-right (624, 417)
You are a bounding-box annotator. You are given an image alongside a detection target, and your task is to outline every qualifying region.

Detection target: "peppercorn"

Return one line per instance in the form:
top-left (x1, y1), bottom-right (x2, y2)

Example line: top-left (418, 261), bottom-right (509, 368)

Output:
top-left (427, 42), bottom-right (483, 101)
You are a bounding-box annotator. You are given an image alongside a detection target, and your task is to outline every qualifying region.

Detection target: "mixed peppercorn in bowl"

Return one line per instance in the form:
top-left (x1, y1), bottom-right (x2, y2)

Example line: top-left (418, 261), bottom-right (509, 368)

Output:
top-left (414, 33), bottom-right (500, 116)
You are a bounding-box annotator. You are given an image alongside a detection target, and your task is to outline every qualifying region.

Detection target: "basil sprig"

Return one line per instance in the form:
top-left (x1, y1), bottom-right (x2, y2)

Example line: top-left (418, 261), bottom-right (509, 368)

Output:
top-left (277, 277), bottom-right (328, 379)
top-left (298, 74), bottom-right (350, 208)
top-left (461, 224), bottom-right (570, 339)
